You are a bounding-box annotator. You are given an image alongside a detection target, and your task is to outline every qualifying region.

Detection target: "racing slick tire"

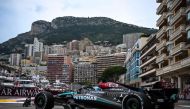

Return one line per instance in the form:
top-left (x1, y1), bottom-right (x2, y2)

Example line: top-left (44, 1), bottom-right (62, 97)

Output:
top-left (34, 91), bottom-right (54, 109)
top-left (122, 93), bottom-right (152, 109)
top-left (125, 97), bottom-right (141, 109)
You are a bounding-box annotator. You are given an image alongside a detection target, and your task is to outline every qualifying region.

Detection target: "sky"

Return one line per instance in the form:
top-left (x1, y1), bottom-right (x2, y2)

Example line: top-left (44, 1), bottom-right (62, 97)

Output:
top-left (0, 0), bottom-right (159, 43)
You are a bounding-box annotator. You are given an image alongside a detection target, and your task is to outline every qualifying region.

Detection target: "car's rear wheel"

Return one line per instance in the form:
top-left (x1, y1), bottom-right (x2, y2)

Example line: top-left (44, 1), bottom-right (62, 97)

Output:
top-left (35, 91), bottom-right (54, 109)
top-left (125, 97), bottom-right (141, 109)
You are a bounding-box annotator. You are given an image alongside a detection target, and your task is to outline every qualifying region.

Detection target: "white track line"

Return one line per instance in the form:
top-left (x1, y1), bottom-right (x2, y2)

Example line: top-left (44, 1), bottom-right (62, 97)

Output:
top-left (178, 105), bottom-right (190, 108)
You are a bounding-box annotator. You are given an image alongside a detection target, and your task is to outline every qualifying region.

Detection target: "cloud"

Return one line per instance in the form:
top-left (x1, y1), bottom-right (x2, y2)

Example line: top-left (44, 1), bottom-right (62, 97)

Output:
top-left (0, 0), bottom-right (158, 43)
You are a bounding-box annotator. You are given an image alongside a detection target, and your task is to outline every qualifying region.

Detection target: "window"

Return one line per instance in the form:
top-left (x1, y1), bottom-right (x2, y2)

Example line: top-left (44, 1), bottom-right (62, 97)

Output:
top-left (187, 11), bottom-right (190, 21)
top-left (167, 43), bottom-right (173, 51)
top-left (167, 15), bottom-right (171, 23)
top-left (187, 30), bottom-right (190, 44)
top-left (136, 60), bottom-right (139, 66)
top-left (136, 44), bottom-right (139, 48)
top-left (188, 30), bottom-right (190, 39)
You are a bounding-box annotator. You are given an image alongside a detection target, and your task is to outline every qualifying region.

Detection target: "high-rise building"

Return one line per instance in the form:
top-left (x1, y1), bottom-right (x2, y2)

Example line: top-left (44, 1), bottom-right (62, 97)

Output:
top-left (25, 44), bottom-right (34, 58)
top-left (50, 45), bottom-right (66, 55)
top-left (79, 38), bottom-right (93, 51)
top-left (96, 52), bottom-right (126, 80)
top-left (123, 33), bottom-right (144, 50)
top-left (47, 54), bottom-right (64, 82)
top-left (33, 38), bottom-right (43, 64)
top-left (74, 62), bottom-right (97, 85)
top-left (64, 56), bottom-right (73, 83)
top-left (139, 34), bottom-right (158, 87)
top-left (156, 0), bottom-right (190, 97)
top-left (125, 37), bottom-right (148, 87)
top-left (69, 40), bottom-right (79, 51)
top-left (33, 37), bottom-right (43, 54)
top-left (9, 53), bottom-right (21, 66)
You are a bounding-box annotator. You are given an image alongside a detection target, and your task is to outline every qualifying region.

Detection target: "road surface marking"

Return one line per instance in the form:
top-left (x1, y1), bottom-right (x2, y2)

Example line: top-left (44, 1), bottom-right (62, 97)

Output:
top-left (0, 99), bottom-right (17, 102)
top-left (178, 105), bottom-right (190, 108)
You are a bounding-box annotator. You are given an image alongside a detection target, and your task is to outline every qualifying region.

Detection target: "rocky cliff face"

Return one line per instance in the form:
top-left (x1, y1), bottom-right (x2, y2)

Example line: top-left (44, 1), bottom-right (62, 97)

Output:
top-left (0, 16), bottom-right (157, 55)
top-left (30, 20), bottom-right (51, 35)
top-left (51, 16), bottom-right (121, 29)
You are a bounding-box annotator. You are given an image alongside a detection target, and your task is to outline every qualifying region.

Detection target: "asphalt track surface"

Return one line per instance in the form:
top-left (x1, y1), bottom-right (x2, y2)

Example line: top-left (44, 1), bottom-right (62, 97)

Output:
top-left (0, 96), bottom-right (189, 109)
top-left (0, 103), bottom-right (190, 109)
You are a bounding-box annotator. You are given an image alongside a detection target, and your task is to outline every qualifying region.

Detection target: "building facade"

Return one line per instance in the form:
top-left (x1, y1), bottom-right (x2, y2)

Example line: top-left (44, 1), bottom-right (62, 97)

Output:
top-left (139, 34), bottom-right (159, 87)
top-left (69, 40), bottom-right (79, 51)
top-left (25, 44), bottom-right (34, 58)
top-left (156, 0), bottom-right (190, 99)
top-left (125, 37), bottom-right (148, 87)
top-left (123, 33), bottom-right (144, 50)
top-left (47, 54), bottom-right (64, 83)
top-left (50, 45), bottom-right (66, 55)
top-left (33, 37), bottom-right (43, 54)
top-left (64, 56), bottom-right (73, 83)
top-left (9, 53), bottom-right (21, 66)
top-left (74, 62), bottom-right (97, 85)
top-left (96, 52), bottom-right (126, 81)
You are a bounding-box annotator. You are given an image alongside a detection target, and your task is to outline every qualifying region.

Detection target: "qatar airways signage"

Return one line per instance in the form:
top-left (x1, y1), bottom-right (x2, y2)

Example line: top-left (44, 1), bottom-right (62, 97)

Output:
top-left (0, 87), bottom-right (40, 97)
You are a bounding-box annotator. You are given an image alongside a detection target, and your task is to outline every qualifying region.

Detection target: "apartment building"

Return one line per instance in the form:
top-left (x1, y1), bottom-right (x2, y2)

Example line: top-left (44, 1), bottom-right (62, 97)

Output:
top-left (156, 0), bottom-right (190, 97)
top-left (69, 40), bottom-right (79, 51)
top-left (74, 62), bottom-right (97, 85)
top-left (125, 37), bottom-right (148, 87)
top-left (139, 34), bottom-right (159, 87)
top-left (96, 52), bottom-right (126, 81)
top-left (33, 37), bottom-right (43, 54)
top-left (9, 53), bottom-right (21, 66)
top-left (64, 56), bottom-right (73, 83)
top-left (25, 44), bottom-right (34, 58)
top-left (47, 54), bottom-right (64, 82)
top-left (50, 45), bottom-right (66, 55)
top-left (123, 33), bottom-right (144, 50)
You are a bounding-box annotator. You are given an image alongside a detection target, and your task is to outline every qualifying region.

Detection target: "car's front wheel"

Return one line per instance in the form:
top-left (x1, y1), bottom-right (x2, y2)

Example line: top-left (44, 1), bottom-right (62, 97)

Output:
top-left (34, 91), bottom-right (54, 109)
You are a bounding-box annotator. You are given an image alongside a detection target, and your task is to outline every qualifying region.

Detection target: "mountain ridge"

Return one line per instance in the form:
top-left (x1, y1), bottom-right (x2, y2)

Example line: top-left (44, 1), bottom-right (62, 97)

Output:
top-left (0, 16), bottom-right (157, 54)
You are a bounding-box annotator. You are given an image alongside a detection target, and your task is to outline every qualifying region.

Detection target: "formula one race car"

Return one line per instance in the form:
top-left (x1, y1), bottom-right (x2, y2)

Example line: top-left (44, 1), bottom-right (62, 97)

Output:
top-left (34, 81), bottom-right (178, 109)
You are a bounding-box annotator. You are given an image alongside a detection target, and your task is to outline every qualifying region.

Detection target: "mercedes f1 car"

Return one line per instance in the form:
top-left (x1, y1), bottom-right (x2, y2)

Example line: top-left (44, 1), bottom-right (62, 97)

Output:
top-left (34, 81), bottom-right (178, 109)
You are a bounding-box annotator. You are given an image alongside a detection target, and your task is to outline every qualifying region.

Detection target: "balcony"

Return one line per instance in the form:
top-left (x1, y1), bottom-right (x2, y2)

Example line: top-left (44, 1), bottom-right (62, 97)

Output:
top-left (167, 0), bottom-right (173, 9)
top-left (170, 8), bottom-right (186, 25)
top-left (157, 0), bottom-right (167, 15)
top-left (139, 69), bottom-right (156, 78)
top-left (167, 26), bottom-right (174, 36)
top-left (156, 40), bottom-right (166, 51)
top-left (140, 80), bottom-right (159, 87)
top-left (140, 56), bottom-right (157, 68)
top-left (170, 25), bottom-right (186, 41)
top-left (156, 56), bottom-right (190, 76)
top-left (156, 54), bottom-right (167, 63)
top-left (156, 26), bottom-right (167, 39)
top-left (140, 44), bottom-right (156, 59)
top-left (170, 42), bottom-right (186, 56)
top-left (156, 13), bottom-right (167, 27)
top-left (169, 0), bottom-right (183, 11)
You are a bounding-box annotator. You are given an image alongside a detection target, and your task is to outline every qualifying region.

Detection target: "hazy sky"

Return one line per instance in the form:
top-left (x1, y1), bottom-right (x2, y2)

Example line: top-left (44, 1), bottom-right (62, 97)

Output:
top-left (0, 0), bottom-right (158, 43)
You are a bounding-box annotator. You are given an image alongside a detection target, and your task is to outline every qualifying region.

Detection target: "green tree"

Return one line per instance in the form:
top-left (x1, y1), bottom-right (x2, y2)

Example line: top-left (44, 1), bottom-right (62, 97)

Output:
top-left (100, 66), bottom-right (126, 82)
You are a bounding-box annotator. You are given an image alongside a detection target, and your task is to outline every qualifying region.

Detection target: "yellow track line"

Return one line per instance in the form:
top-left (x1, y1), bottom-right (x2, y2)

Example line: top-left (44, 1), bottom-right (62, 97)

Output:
top-left (0, 99), bottom-right (17, 102)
